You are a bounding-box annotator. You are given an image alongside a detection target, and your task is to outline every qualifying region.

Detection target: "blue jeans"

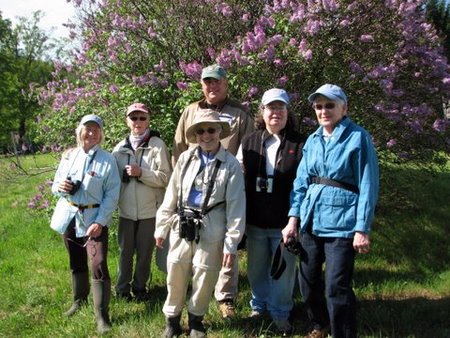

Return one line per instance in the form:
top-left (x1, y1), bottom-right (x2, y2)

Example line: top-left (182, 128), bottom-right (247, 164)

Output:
top-left (246, 225), bottom-right (296, 320)
top-left (299, 230), bottom-right (357, 338)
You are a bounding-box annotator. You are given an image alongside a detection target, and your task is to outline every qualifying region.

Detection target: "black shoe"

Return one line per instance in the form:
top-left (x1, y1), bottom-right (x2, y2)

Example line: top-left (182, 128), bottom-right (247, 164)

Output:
top-left (134, 290), bottom-right (150, 302)
top-left (116, 292), bottom-right (133, 301)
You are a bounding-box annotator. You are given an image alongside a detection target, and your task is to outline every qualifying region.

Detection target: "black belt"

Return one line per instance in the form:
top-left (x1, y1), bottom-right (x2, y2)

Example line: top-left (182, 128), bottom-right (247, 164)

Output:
top-left (311, 176), bottom-right (359, 194)
top-left (68, 201), bottom-right (100, 211)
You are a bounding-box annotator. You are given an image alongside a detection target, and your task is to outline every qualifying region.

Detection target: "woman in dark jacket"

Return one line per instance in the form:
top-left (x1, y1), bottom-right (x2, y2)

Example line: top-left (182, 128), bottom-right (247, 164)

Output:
top-left (237, 88), bottom-right (305, 335)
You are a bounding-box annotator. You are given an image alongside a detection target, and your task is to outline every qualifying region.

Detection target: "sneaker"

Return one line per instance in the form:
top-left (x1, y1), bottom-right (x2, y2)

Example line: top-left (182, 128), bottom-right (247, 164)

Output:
top-left (218, 300), bottom-right (236, 318)
top-left (305, 328), bottom-right (328, 338)
top-left (273, 318), bottom-right (292, 336)
top-left (249, 310), bottom-right (264, 319)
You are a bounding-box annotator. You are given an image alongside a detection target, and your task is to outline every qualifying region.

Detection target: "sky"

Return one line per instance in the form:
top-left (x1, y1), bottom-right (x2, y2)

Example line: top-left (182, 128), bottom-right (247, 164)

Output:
top-left (0, 0), bottom-right (76, 39)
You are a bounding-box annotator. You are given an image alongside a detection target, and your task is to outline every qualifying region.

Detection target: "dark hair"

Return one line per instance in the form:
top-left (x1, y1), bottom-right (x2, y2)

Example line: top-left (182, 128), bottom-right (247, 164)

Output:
top-left (254, 104), bottom-right (297, 131)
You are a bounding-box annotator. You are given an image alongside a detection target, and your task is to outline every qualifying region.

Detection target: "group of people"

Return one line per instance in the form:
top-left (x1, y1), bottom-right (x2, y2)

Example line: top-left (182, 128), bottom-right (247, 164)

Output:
top-left (50, 64), bottom-right (379, 338)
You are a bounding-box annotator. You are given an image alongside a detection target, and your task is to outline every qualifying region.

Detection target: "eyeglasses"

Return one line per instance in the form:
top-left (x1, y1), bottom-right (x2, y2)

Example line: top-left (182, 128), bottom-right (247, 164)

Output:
top-left (129, 116), bottom-right (147, 121)
top-left (265, 105), bottom-right (287, 111)
top-left (313, 103), bottom-right (336, 110)
top-left (195, 127), bottom-right (217, 135)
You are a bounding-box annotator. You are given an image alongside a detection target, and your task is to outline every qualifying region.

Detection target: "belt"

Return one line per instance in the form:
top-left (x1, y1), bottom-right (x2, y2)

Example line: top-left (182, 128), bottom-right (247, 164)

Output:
top-left (311, 176), bottom-right (359, 194)
top-left (68, 201), bottom-right (100, 210)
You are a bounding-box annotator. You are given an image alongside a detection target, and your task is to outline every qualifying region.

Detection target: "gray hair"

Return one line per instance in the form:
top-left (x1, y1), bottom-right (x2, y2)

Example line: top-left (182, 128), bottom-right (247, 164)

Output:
top-left (75, 124), bottom-right (105, 147)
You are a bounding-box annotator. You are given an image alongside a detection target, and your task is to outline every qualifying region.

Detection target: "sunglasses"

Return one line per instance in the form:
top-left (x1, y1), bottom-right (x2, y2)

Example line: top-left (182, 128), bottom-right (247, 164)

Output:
top-left (129, 116), bottom-right (147, 121)
top-left (313, 103), bottom-right (336, 110)
top-left (195, 127), bottom-right (217, 135)
top-left (265, 105), bottom-right (287, 111)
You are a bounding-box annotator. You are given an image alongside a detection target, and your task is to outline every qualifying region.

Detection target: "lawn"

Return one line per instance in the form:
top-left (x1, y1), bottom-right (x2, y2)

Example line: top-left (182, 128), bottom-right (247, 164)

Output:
top-left (0, 153), bottom-right (449, 337)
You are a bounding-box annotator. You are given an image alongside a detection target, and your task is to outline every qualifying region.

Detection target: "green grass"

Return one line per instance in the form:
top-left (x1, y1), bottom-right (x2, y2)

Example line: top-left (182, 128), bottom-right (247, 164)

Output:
top-left (0, 154), bottom-right (449, 337)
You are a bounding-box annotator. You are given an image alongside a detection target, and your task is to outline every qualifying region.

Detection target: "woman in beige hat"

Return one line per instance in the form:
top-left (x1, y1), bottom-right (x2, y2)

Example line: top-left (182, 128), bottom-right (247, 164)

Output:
top-left (155, 110), bottom-right (246, 338)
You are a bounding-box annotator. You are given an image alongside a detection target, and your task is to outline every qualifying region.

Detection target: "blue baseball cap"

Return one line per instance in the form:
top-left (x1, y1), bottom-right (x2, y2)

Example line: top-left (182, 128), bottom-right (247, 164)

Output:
top-left (261, 88), bottom-right (290, 105)
top-left (79, 114), bottom-right (103, 128)
top-left (308, 84), bottom-right (347, 103)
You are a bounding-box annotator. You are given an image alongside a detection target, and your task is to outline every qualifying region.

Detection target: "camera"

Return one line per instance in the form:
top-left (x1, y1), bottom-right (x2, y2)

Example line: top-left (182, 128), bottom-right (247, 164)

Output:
top-left (285, 236), bottom-right (302, 256)
top-left (178, 209), bottom-right (202, 242)
top-left (67, 176), bottom-right (82, 195)
top-left (122, 168), bottom-right (131, 183)
top-left (256, 176), bottom-right (273, 193)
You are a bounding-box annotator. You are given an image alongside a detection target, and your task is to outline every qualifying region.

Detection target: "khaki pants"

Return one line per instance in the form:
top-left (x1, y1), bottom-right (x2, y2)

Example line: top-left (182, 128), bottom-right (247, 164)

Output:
top-left (163, 231), bottom-right (223, 317)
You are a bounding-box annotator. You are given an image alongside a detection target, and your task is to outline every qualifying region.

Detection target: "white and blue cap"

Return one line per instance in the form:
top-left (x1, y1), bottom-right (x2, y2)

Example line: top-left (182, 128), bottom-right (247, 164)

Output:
top-left (261, 88), bottom-right (290, 105)
top-left (79, 114), bottom-right (103, 128)
top-left (308, 84), bottom-right (347, 103)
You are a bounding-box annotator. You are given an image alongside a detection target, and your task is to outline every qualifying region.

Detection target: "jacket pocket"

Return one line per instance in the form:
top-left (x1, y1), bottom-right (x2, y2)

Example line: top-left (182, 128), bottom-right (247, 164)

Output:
top-left (316, 193), bottom-right (357, 232)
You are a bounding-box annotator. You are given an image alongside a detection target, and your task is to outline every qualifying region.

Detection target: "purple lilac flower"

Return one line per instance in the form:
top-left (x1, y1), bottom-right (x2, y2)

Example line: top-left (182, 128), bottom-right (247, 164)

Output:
top-left (277, 76), bottom-right (288, 86)
top-left (433, 119), bottom-right (447, 132)
top-left (248, 86), bottom-right (259, 97)
top-left (386, 139), bottom-right (397, 148)
top-left (360, 34), bottom-right (374, 42)
top-left (176, 82), bottom-right (188, 90)
top-left (109, 85), bottom-right (119, 94)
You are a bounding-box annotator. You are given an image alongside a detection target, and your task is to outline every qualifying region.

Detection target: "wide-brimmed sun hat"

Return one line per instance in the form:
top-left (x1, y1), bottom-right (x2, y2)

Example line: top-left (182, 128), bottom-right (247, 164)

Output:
top-left (186, 110), bottom-right (231, 143)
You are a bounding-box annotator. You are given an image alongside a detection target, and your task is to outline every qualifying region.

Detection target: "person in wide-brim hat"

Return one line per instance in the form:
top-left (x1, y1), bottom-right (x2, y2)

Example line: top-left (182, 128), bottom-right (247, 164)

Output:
top-left (185, 110), bottom-right (231, 144)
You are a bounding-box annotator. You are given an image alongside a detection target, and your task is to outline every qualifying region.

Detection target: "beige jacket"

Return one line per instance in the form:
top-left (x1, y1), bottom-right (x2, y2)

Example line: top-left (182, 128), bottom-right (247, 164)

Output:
top-left (113, 134), bottom-right (172, 220)
top-left (172, 98), bottom-right (254, 165)
top-left (155, 146), bottom-right (246, 254)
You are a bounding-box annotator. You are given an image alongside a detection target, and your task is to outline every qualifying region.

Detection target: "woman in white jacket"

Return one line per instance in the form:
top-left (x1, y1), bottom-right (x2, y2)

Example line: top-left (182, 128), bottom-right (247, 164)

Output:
top-left (155, 110), bottom-right (246, 338)
top-left (112, 103), bottom-right (172, 301)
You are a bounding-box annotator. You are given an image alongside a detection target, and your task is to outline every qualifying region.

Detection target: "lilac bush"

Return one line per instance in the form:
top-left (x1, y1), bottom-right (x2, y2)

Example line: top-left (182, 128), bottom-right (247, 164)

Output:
top-left (36, 0), bottom-right (450, 163)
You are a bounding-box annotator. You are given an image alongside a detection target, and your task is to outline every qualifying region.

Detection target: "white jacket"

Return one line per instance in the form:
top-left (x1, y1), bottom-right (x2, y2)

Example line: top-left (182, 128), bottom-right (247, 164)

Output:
top-left (155, 146), bottom-right (246, 254)
top-left (113, 134), bottom-right (172, 220)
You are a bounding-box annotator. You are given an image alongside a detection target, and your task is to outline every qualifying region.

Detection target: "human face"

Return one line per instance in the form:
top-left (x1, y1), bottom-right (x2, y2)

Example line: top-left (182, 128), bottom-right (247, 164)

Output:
top-left (127, 111), bottom-right (149, 136)
top-left (80, 122), bottom-right (101, 151)
top-left (195, 123), bottom-right (221, 153)
top-left (263, 100), bottom-right (288, 134)
top-left (201, 78), bottom-right (228, 105)
top-left (313, 97), bottom-right (347, 134)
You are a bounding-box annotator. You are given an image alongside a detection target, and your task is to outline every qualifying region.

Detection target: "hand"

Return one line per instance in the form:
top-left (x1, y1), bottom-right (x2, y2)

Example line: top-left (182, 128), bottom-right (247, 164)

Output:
top-left (58, 179), bottom-right (75, 193)
top-left (125, 164), bottom-right (142, 178)
top-left (86, 222), bottom-right (103, 238)
top-left (155, 237), bottom-right (165, 249)
top-left (222, 253), bottom-right (235, 268)
top-left (281, 217), bottom-right (298, 243)
top-left (353, 231), bottom-right (370, 254)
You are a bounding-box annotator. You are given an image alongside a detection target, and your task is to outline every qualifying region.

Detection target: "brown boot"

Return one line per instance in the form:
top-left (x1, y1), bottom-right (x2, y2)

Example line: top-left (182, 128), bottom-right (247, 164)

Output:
top-left (92, 279), bottom-right (112, 334)
top-left (64, 271), bottom-right (89, 317)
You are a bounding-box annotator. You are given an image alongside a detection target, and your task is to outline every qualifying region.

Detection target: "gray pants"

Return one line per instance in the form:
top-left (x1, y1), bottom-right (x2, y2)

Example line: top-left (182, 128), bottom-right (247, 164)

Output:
top-left (116, 217), bottom-right (155, 294)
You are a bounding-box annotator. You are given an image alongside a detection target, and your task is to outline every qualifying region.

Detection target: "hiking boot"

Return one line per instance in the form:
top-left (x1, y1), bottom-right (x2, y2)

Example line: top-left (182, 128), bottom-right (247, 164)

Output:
top-left (116, 292), bottom-right (134, 301)
top-left (188, 312), bottom-right (206, 337)
top-left (163, 315), bottom-right (182, 338)
top-left (305, 328), bottom-right (328, 338)
top-left (218, 300), bottom-right (235, 318)
top-left (134, 290), bottom-right (150, 302)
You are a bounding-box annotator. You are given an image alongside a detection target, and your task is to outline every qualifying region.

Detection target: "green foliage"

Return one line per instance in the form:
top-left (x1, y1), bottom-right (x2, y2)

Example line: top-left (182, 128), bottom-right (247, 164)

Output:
top-left (1, 153), bottom-right (450, 337)
top-left (0, 11), bottom-right (54, 153)
top-left (426, 0), bottom-right (450, 60)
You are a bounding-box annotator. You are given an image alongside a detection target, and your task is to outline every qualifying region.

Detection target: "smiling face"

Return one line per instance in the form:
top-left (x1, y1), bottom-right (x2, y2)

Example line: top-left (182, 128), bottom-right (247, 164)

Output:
top-left (312, 96), bottom-right (347, 134)
top-left (127, 111), bottom-right (149, 136)
top-left (263, 100), bottom-right (288, 134)
top-left (194, 123), bottom-right (221, 153)
top-left (80, 122), bottom-right (102, 151)
top-left (201, 78), bottom-right (228, 105)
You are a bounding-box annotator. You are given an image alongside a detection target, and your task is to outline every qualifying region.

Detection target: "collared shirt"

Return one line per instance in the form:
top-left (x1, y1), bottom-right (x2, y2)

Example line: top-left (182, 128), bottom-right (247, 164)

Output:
top-left (51, 146), bottom-right (121, 237)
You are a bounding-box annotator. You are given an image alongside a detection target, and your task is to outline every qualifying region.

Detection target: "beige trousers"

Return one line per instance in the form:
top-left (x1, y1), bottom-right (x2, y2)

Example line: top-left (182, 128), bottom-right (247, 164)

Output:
top-left (163, 231), bottom-right (223, 317)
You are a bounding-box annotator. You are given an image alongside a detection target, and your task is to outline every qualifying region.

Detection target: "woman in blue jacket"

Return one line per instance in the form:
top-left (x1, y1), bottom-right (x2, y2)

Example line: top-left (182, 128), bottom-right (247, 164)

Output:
top-left (283, 84), bottom-right (379, 338)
